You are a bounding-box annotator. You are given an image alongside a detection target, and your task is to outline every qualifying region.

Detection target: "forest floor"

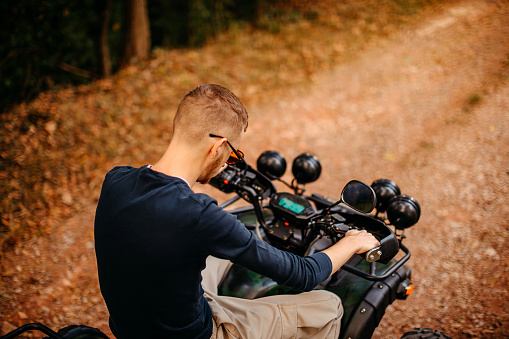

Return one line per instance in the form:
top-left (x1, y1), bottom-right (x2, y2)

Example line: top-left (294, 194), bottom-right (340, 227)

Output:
top-left (1, 0), bottom-right (508, 338)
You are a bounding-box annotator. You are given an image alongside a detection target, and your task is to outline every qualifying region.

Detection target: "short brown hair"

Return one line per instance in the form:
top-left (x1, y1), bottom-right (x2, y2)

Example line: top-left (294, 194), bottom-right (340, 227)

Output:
top-left (173, 84), bottom-right (248, 143)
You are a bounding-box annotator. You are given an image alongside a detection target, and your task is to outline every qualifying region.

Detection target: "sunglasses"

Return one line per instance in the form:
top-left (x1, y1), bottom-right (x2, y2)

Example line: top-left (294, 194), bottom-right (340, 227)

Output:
top-left (209, 134), bottom-right (245, 165)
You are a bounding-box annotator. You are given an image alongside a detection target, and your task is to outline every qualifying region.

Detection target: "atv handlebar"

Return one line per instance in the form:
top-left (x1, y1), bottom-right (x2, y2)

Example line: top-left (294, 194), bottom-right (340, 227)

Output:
top-left (210, 162), bottom-right (406, 279)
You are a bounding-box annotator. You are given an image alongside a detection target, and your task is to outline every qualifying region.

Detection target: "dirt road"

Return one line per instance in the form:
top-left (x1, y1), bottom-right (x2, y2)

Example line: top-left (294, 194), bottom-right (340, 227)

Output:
top-left (2, 0), bottom-right (508, 338)
top-left (244, 1), bottom-right (509, 337)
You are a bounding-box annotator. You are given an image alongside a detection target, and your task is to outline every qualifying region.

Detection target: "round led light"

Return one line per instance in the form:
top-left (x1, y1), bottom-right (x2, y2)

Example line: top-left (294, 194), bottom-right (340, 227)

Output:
top-left (371, 179), bottom-right (401, 213)
top-left (386, 195), bottom-right (421, 229)
top-left (292, 153), bottom-right (321, 184)
top-left (257, 150), bottom-right (287, 180)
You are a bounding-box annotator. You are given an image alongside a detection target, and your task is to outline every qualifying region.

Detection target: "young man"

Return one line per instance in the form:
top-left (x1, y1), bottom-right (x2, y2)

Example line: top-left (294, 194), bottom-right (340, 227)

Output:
top-left (94, 84), bottom-right (379, 339)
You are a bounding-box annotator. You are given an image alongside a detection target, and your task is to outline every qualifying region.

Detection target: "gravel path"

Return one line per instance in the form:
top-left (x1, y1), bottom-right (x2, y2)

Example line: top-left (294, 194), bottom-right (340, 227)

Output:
top-left (242, 1), bottom-right (509, 337)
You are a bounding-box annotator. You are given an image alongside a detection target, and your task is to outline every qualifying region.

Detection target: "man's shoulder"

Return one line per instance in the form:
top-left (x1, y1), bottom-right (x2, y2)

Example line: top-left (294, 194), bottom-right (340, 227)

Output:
top-left (186, 191), bottom-right (217, 209)
top-left (107, 165), bottom-right (136, 175)
top-left (104, 165), bottom-right (136, 180)
top-left (101, 165), bottom-right (220, 209)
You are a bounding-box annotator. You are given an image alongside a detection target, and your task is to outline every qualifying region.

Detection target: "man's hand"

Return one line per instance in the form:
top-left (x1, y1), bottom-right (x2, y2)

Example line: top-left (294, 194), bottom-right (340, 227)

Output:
top-left (344, 229), bottom-right (380, 254)
top-left (322, 229), bottom-right (380, 275)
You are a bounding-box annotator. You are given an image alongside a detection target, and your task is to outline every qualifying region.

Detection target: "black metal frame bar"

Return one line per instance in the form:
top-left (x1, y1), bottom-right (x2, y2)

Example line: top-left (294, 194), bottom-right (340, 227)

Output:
top-left (340, 244), bottom-right (411, 281)
top-left (1, 323), bottom-right (66, 339)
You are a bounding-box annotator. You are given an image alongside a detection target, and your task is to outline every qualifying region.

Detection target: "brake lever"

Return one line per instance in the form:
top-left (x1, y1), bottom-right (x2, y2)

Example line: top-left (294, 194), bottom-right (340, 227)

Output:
top-left (331, 223), bottom-right (349, 233)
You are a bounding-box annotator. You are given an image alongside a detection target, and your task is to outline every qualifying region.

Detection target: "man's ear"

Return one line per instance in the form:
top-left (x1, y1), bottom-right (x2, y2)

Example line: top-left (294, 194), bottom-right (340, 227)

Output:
top-left (208, 137), bottom-right (227, 159)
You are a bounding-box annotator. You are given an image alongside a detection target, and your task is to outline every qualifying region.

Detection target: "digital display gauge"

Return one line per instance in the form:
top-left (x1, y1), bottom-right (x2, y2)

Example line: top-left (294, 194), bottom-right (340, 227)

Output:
top-left (270, 192), bottom-right (315, 226)
top-left (278, 197), bottom-right (306, 214)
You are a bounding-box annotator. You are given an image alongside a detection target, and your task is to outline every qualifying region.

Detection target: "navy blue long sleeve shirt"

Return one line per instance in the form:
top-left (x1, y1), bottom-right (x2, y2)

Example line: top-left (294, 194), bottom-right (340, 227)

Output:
top-left (94, 166), bottom-right (332, 339)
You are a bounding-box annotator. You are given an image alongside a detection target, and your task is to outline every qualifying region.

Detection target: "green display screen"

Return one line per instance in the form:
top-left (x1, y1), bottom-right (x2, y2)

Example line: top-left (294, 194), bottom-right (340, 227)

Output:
top-left (278, 197), bottom-right (306, 214)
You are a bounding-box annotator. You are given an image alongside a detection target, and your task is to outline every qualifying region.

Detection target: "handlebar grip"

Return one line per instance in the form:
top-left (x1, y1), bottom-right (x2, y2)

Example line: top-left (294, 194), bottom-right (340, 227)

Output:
top-left (366, 246), bottom-right (382, 262)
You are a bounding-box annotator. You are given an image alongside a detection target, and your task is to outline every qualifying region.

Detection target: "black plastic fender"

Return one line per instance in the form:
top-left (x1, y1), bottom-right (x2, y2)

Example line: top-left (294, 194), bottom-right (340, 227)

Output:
top-left (336, 263), bottom-right (412, 339)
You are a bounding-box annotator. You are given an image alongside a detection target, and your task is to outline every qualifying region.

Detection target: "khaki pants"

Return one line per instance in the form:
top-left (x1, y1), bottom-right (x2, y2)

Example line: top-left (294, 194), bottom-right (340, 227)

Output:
top-left (202, 257), bottom-right (343, 339)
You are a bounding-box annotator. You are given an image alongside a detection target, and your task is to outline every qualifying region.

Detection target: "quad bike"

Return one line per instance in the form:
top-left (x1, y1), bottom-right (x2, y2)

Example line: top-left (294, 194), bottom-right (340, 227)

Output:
top-left (208, 151), bottom-right (451, 339)
top-left (0, 151), bottom-right (451, 339)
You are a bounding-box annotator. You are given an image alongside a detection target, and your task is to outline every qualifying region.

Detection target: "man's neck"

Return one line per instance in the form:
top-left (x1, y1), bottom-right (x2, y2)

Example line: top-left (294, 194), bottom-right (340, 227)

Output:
top-left (151, 142), bottom-right (205, 188)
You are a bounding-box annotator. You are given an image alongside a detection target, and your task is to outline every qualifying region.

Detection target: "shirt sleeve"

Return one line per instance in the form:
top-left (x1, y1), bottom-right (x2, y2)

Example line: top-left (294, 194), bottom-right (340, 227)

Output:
top-left (197, 198), bottom-right (332, 291)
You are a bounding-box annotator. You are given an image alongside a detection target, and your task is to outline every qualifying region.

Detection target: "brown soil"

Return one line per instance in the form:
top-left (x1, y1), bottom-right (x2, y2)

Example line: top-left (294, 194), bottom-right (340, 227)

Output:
top-left (1, 0), bottom-right (508, 338)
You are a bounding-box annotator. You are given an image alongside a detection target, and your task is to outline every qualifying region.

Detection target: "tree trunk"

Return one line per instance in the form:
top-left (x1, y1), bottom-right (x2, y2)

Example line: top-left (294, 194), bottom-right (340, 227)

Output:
top-left (120, 0), bottom-right (151, 69)
top-left (96, 0), bottom-right (112, 77)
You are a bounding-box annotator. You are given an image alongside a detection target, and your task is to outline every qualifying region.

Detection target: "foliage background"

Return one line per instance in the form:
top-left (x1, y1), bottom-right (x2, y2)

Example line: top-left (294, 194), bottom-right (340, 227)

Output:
top-left (0, 0), bottom-right (445, 111)
top-left (0, 0), bottom-right (451, 255)
top-left (0, 0), bottom-right (278, 111)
